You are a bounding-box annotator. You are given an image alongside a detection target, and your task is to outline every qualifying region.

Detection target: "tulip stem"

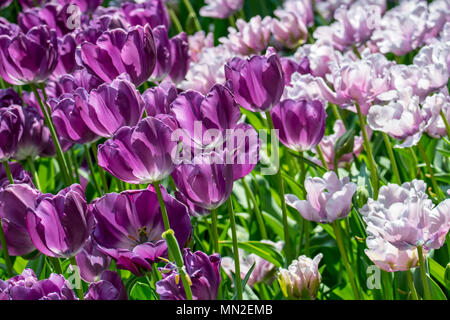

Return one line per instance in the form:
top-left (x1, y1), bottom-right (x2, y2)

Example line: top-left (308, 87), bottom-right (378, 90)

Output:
top-left (241, 178), bottom-right (267, 239)
top-left (265, 111), bottom-right (293, 264)
top-left (332, 221), bottom-right (361, 300)
top-left (0, 219), bottom-right (13, 276)
top-left (440, 110), bottom-right (450, 138)
top-left (2, 161), bottom-right (14, 184)
top-left (84, 145), bottom-right (102, 196)
top-left (48, 257), bottom-right (63, 274)
top-left (227, 197), bottom-right (243, 300)
top-left (69, 256), bottom-right (84, 300)
top-left (153, 182), bottom-right (171, 231)
top-left (355, 103), bottom-right (379, 200)
top-left (417, 246), bottom-right (432, 300)
top-left (168, 7), bottom-right (183, 34)
top-left (381, 133), bottom-right (401, 184)
top-left (26, 157), bottom-right (41, 190)
top-left (91, 144), bottom-right (109, 193)
top-left (210, 208), bottom-right (220, 254)
top-left (181, 0), bottom-right (202, 32)
top-left (316, 145), bottom-right (328, 170)
top-left (30, 83), bottom-right (72, 186)
top-left (406, 270), bottom-right (419, 300)
top-left (417, 142), bottom-right (444, 201)
top-left (162, 229), bottom-right (193, 300)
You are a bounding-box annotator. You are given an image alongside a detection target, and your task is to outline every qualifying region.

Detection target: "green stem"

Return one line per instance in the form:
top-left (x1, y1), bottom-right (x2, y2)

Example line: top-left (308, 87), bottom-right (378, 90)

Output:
top-left (227, 197), bottom-right (243, 300)
top-left (228, 15), bottom-right (236, 28)
top-left (153, 182), bottom-right (171, 231)
top-left (30, 83), bottom-right (72, 186)
top-left (241, 179), bottom-right (267, 239)
top-left (0, 219), bottom-right (13, 276)
top-left (162, 229), bottom-right (193, 300)
top-left (355, 103), bottom-right (379, 200)
top-left (84, 145), bottom-right (102, 196)
top-left (316, 145), bottom-right (328, 170)
top-left (168, 7), bottom-right (183, 34)
top-left (70, 149), bottom-right (80, 184)
top-left (210, 208), bottom-right (220, 254)
top-left (26, 157), bottom-right (41, 190)
top-left (406, 269), bottom-right (419, 300)
top-left (417, 141), bottom-right (444, 201)
top-left (2, 161), bottom-right (14, 184)
top-left (417, 246), bottom-right (432, 300)
top-left (381, 271), bottom-right (392, 300)
top-left (49, 257), bottom-right (63, 274)
top-left (331, 104), bottom-right (343, 123)
top-left (181, 0), bottom-right (202, 32)
top-left (440, 110), bottom-right (450, 138)
top-left (69, 256), bottom-right (84, 300)
top-left (382, 133), bottom-right (401, 184)
top-left (332, 221), bottom-right (361, 300)
top-left (91, 144), bottom-right (109, 193)
top-left (265, 112), bottom-right (293, 263)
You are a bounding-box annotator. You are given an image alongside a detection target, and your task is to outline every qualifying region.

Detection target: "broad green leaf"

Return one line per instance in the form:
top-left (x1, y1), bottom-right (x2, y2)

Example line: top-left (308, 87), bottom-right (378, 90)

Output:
top-left (429, 258), bottom-right (447, 289)
top-left (220, 240), bottom-right (284, 267)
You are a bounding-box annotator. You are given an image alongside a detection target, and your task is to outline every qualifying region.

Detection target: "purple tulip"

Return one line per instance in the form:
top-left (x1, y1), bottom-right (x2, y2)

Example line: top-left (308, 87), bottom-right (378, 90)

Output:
top-left (0, 25), bottom-right (58, 85)
top-left (53, 34), bottom-right (77, 79)
top-left (91, 187), bottom-right (191, 275)
top-left (80, 24), bottom-right (156, 87)
top-left (170, 84), bottom-right (240, 148)
top-left (0, 269), bottom-right (77, 300)
top-left (18, 4), bottom-right (74, 36)
top-left (26, 184), bottom-right (94, 258)
top-left (280, 57), bottom-right (311, 86)
top-left (17, 0), bottom-right (46, 9)
top-left (50, 89), bottom-right (99, 144)
top-left (15, 106), bottom-right (53, 161)
top-left (120, 0), bottom-right (170, 29)
top-left (48, 69), bottom-right (103, 99)
top-left (142, 80), bottom-right (178, 116)
top-left (152, 26), bottom-right (171, 80)
top-left (172, 152), bottom-right (234, 210)
top-left (271, 99), bottom-right (326, 152)
top-left (0, 17), bottom-right (19, 37)
top-left (225, 49), bottom-right (285, 112)
top-left (174, 191), bottom-right (210, 217)
top-left (0, 105), bottom-right (24, 161)
top-left (168, 32), bottom-right (190, 84)
top-left (156, 249), bottom-right (221, 300)
top-left (77, 77), bottom-right (144, 138)
top-left (0, 162), bottom-right (33, 188)
top-left (0, 88), bottom-right (22, 108)
top-left (97, 116), bottom-right (178, 184)
top-left (57, 0), bottom-right (102, 13)
top-left (286, 171), bottom-right (357, 224)
top-left (75, 237), bottom-right (111, 283)
top-left (85, 270), bottom-right (127, 300)
top-left (0, 183), bottom-right (39, 256)
top-left (0, 0), bottom-right (12, 9)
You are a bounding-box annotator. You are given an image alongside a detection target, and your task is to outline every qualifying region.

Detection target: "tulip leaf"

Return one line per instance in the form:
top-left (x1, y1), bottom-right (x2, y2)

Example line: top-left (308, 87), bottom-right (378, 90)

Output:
top-left (428, 275), bottom-right (447, 300)
top-left (334, 128), bottom-right (355, 167)
top-left (219, 240), bottom-right (284, 267)
top-left (428, 258), bottom-right (448, 289)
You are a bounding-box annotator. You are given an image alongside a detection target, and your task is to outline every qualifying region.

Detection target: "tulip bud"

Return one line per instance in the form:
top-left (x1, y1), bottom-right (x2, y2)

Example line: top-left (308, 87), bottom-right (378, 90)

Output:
top-left (277, 254), bottom-right (323, 300)
top-left (355, 186), bottom-right (369, 208)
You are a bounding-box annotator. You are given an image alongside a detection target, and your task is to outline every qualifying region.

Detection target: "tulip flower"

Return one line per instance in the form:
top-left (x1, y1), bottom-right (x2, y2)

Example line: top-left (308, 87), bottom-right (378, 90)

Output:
top-left (0, 0), bottom-right (12, 9)
top-left (53, 34), bottom-right (77, 79)
top-left (57, 0), bottom-right (102, 13)
top-left (225, 48), bottom-right (285, 112)
top-left (91, 187), bottom-right (191, 275)
top-left (85, 271), bottom-right (127, 300)
top-left (120, 0), bottom-right (170, 29)
top-left (78, 77), bottom-right (145, 138)
top-left (0, 88), bottom-right (22, 108)
top-left (271, 99), bottom-right (326, 152)
top-left (75, 237), bottom-right (111, 283)
top-left (0, 183), bottom-right (40, 256)
top-left (80, 24), bottom-right (156, 87)
top-left (277, 253), bottom-right (323, 300)
top-left (18, 4), bottom-right (75, 36)
top-left (0, 269), bottom-right (77, 300)
top-left (97, 116), bottom-right (178, 184)
top-left (26, 184), bottom-right (93, 258)
top-left (188, 31), bottom-right (214, 63)
top-left (0, 25), bottom-right (58, 85)
top-left (286, 171), bottom-right (357, 224)
top-left (280, 57), bottom-right (311, 86)
top-left (156, 249), bottom-right (221, 300)
top-left (272, 12), bottom-right (308, 49)
top-left (0, 105), bottom-right (24, 161)
top-left (422, 92), bottom-right (450, 139)
top-left (168, 32), bottom-right (190, 84)
top-left (142, 80), bottom-right (178, 116)
top-left (361, 180), bottom-right (450, 250)
top-left (172, 152), bottom-right (234, 210)
top-left (199, 0), bottom-right (243, 19)
top-left (50, 89), bottom-right (99, 144)
top-left (0, 163), bottom-right (33, 188)
top-left (152, 26), bottom-right (171, 81)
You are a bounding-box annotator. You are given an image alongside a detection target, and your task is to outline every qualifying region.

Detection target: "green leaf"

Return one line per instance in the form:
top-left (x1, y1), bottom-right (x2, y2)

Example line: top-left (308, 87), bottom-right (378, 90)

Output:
top-left (130, 281), bottom-right (152, 300)
top-left (429, 258), bottom-right (448, 289)
top-left (428, 275), bottom-right (447, 300)
top-left (220, 240), bottom-right (284, 267)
